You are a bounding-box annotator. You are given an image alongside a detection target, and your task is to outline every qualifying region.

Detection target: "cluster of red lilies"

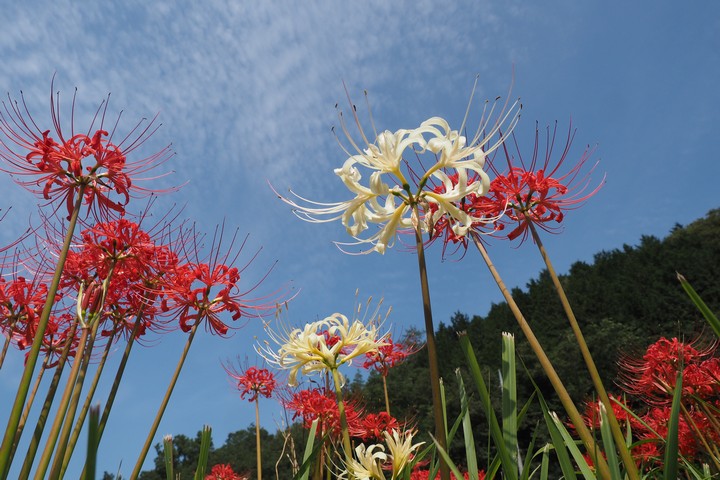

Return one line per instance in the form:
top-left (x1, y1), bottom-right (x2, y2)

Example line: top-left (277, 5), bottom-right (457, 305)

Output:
top-left (0, 81), bottom-right (284, 478)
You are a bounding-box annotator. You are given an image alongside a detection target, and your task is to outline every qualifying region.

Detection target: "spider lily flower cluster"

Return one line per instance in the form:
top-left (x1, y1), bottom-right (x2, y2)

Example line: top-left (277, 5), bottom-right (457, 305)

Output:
top-left (204, 463), bottom-right (247, 480)
top-left (427, 123), bottom-right (604, 253)
top-left (0, 81), bottom-right (285, 479)
top-left (362, 333), bottom-right (422, 377)
top-left (0, 80), bottom-right (175, 219)
top-left (579, 337), bottom-right (720, 471)
top-left (276, 89), bottom-right (521, 254)
top-left (258, 308), bottom-right (390, 386)
top-left (341, 429), bottom-right (424, 480)
top-left (225, 364), bottom-right (277, 402)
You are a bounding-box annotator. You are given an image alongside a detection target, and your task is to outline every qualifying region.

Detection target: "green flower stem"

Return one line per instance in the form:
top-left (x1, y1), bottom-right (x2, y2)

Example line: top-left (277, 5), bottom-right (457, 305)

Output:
top-left (48, 321), bottom-right (100, 479)
top-left (14, 356), bottom-right (49, 453)
top-left (80, 311), bottom-right (146, 479)
top-left (48, 267), bottom-right (118, 478)
top-left (0, 318), bottom-right (20, 369)
top-left (58, 328), bottom-right (117, 478)
top-left (381, 375), bottom-right (390, 415)
top-left (526, 220), bottom-right (640, 480)
top-left (84, 406), bottom-right (100, 480)
top-left (130, 322), bottom-right (200, 479)
top-left (16, 321), bottom-right (78, 479)
top-left (0, 186), bottom-right (86, 478)
top-left (470, 234), bottom-right (612, 480)
top-left (33, 320), bottom-right (94, 480)
top-left (330, 367), bottom-right (353, 470)
top-left (411, 204), bottom-right (450, 480)
top-left (255, 397), bottom-right (263, 480)
top-left (6, 356), bottom-right (50, 475)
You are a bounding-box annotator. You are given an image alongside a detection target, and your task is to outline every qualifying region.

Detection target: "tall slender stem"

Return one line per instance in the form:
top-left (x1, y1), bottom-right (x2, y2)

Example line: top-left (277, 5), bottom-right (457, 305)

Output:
top-left (48, 321), bottom-right (100, 480)
top-left (58, 328), bottom-right (117, 478)
top-left (130, 323), bottom-right (200, 479)
top-left (255, 398), bottom-right (262, 480)
top-left (381, 376), bottom-right (390, 415)
top-left (14, 356), bottom-right (49, 452)
top-left (470, 235), bottom-right (611, 480)
top-left (0, 186), bottom-right (86, 478)
top-left (411, 204), bottom-right (449, 480)
top-left (330, 368), bottom-right (353, 470)
top-left (0, 318), bottom-right (20, 369)
top-left (79, 314), bottom-right (145, 479)
top-left (34, 320), bottom-right (97, 480)
top-left (16, 321), bottom-right (78, 479)
top-left (526, 221), bottom-right (640, 480)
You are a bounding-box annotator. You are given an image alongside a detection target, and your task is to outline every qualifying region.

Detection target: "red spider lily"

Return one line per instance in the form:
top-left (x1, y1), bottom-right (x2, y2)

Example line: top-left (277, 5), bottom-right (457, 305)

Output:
top-left (636, 405), bottom-right (709, 464)
top-left (224, 363), bottom-right (277, 402)
top-left (488, 122), bottom-right (603, 243)
top-left (618, 337), bottom-right (720, 403)
top-left (160, 225), bottom-right (282, 336)
top-left (205, 463), bottom-right (246, 480)
top-left (283, 387), bottom-right (362, 438)
top-left (350, 411), bottom-right (402, 442)
top-left (583, 337), bottom-right (720, 472)
top-left (31, 314), bottom-right (78, 368)
top-left (161, 262), bottom-right (243, 335)
top-left (55, 216), bottom-right (185, 340)
top-left (0, 79), bottom-right (175, 219)
top-left (362, 334), bottom-right (423, 377)
top-left (581, 394), bottom-right (639, 431)
top-left (410, 168), bottom-right (505, 258)
top-left (420, 123), bottom-right (601, 255)
top-left (430, 187), bottom-right (505, 257)
top-left (66, 218), bottom-right (159, 280)
top-left (0, 275), bottom-right (57, 352)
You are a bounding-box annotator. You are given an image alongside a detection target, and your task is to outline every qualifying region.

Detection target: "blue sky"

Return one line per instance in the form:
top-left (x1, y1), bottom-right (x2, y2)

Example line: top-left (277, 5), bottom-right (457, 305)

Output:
top-left (0, 1), bottom-right (718, 477)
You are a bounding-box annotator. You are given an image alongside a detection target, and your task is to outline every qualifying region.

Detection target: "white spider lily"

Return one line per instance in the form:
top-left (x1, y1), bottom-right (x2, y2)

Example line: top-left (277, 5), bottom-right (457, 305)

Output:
top-left (275, 83), bottom-right (520, 254)
top-left (383, 429), bottom-right (424, 476)
top-left (340, 443), bottom-right (388, 480)
top-left (257, 309), bottom-right (388, 387)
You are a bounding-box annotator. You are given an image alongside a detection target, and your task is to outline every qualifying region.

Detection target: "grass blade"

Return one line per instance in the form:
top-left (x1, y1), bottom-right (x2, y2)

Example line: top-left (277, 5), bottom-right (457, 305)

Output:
top-left (677, 273), bottom-right (720, 338)
top-left (431, 434), bottom-right (472, 480)
top-left (459, 332), bottom-right (518, 480)
top-left (294, 419), bottom-right (323, 480)
top-left (663, 369), bottom-right (683, 480)
top-left (538, 394), bottom-right (577, 480)
top-left (501, 332), bottom-right (518, 471)
top-left (194, 425), bottom-right (212, 480)
top-left (163, 434), bottom-right (174, 480)
top-left (83, 405), bottom-right (99, 480)
top-left (549, 412), bottom-right (596, 480)
top-left (456, 369), bottom-right (479, 480)
top-left (599, 403), bottom-right (622, 479)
